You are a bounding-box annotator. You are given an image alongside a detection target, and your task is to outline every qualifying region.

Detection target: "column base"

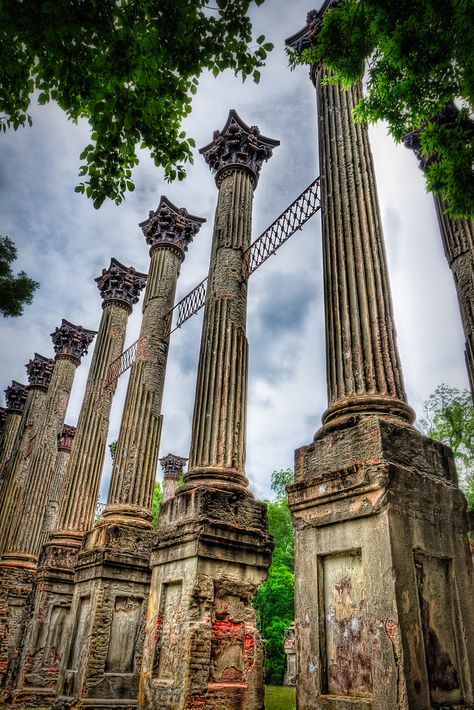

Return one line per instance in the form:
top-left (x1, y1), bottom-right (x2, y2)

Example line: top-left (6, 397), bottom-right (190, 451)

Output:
top-left (0, 561), bottom-right (36, 702)
top-left (183, 466), bottom-right (251, 496)
top-left (13, 535), bottom-right (82, 705)
top-left (139, 485), bottom-right (273, 710)
top-left (53, 523), bottom-right (152, 710)
top-left (290, 415), bottom-right (474, 709)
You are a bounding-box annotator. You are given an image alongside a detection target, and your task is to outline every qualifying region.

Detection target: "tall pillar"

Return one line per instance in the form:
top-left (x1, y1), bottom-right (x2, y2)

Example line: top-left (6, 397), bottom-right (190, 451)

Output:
top-left (13, 259), bottom-right (146, 707)
top-left (160, 453), bottom-right (187, 503)
top-left (404, 128), bottom-right (474, 400)
top-left (55, 199), bottom-right (204, 710)
top-left (0, 320), bottom-right (95, 701)
top-left (0, 382), bottom-right (28, 474)
top-left (287, 7), bottom-right (474, 709)
top-left (0, 408), bottom-right (7, 453)
top-left (0, 355), bottom-right (54, 557)
top-left (140, 111), bottom-right (276, 710)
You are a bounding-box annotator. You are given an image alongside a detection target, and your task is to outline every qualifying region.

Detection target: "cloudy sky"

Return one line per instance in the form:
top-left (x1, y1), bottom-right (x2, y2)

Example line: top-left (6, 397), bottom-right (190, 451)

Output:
top-left (0, 0), bottom-right (468, 502)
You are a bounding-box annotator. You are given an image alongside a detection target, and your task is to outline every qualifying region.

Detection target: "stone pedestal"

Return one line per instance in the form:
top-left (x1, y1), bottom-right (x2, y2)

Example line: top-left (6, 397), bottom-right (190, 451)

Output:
top-left (140, 112), bottom-right (277, 710)
top-left (54, 201), bottom-right (204, 710)
top-left (289, 416), bottom-right (474, 709)
top-left (139, 487), bottom-right (272, 710)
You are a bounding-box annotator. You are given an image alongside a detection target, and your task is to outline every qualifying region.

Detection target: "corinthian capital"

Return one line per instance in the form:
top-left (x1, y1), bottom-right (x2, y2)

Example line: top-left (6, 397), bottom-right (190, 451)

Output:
top-left (26, 353), bottom-right (54, 390)
top-left (51, 319), bottom-right (97, 366)
top-left (95, 258), bottom-right (147, 311)
top-left (160, 453), bottom-right (188, 480)
top-left (139, 196), bottom-right (205, 256)
top-left (285, 1), bottom-right (339, 52)
top-left (4, 381), bottom-right (28, 412)
top-left (200, 109), bottom-right (279, 187)
top-left (58, 424), bottom-right (76, 452)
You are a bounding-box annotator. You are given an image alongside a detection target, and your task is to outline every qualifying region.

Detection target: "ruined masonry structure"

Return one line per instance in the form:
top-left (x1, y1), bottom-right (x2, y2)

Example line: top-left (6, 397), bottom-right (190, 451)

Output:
top-left (287, 6), bottom-right (474, 709)
top-left (0, 321), bottom-right (95, 702)
top-left (0, 382), bottom-right (28, 478)
top-left (14, 259), bottom-right (146, 707)
top-left (139, 111), bottom-right (276, 710)
top-left (55, 199), bottom-right (204, 710)
top-left (160, 453), bottom-right (188, 503)
top-left (0, 362), bottom-right (50, 558)
top-left (404, 126), bottom-right (474, 400)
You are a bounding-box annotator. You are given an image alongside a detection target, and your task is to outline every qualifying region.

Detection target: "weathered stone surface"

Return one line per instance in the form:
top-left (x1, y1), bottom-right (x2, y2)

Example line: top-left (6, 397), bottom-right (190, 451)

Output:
top-left (0, 382), bottom-right (28, 479)
top-left (289, 417), bottom-right (474, 709)
top-left (95, 258), bottom-right (146, 312)
top-left (140, 487), bottom-right (272, 710)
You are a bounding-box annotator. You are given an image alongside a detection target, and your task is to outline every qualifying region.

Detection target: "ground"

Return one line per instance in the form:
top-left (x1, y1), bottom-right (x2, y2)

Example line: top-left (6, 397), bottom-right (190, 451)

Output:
top-left (265, 685), bottom-right (296, 710)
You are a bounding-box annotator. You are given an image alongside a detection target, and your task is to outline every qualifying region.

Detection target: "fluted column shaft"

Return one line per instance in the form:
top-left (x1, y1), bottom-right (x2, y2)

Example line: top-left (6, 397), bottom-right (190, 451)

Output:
top-left (314, 66), bottom-right (414, 425)
top-left (104, 246), bottom-right (181, 525)
top-left (58, 304), bottom-right (131, 534)
top-left (38, 435), bottom-right (73, 547)
top-left (187, 170), bottom-right (253, 489)
top-left (433, 195), bottom-right (474, 398)
top-left (0, 413), bottom-right (21, 478)
top-left (2, 357), bottom-right (77, 565)
top-left (0, 387), bottom-right (48, 556)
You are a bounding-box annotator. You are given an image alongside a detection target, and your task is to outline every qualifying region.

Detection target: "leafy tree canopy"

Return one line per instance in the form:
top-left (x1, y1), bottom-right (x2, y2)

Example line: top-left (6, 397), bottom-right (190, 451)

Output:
top-left (1, 0), bottom-right (273, 208)
top-left (254, 469), bottom-right (295, 684)
top-left (0, 236), bottom-right (38, 317)
top-left (419, 384), bottom-right (474, 508)
top-left (290, 0), bottom-right (474, 219)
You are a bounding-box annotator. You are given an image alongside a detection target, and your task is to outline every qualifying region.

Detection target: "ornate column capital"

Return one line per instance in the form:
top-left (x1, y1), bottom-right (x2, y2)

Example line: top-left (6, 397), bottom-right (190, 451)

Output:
top-left (4, 381), bottom-right (28, 413)
top-left (160, 453), bottom-right (188, 480)
top-left (58, 424), bottom-right (76, 452)
top-left (25, 353), bottom-right (54, 390)
top-left (200, 109), bottom-right (279, 188)
top-left (95, 258), bottom-right (147, 312)
top-left (285, 2), bottom-right (338, 52)
top-left (139, 196), bottom-right (205, 258)
top-left (51, 319), bottom-right (97, 366)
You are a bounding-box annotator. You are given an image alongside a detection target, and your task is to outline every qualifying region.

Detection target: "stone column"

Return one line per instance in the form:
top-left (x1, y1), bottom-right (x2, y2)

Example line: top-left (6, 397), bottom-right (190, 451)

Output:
top-left (139, 111), bottom-right (276, 710)
top-left (0, 321), bottom-right (95, 701)
top-left (286, 8), bottom-right (474, 709)
top-left (55, 199), bottom-right (204, 710)
top-left (13, 260), bottom-right (146, 707)
top-left (0, 382), bottom-right (28, 475)
top-left (404, 127), bottom-right (474, 400)
top-left (160, 453), bottom-right (187, 502)
top-left (0, 408), bottom-right (7, 453)
top-left (38, 425), bottom-right (76, 547)
top-left (0, 355), bottom-right (54, 557)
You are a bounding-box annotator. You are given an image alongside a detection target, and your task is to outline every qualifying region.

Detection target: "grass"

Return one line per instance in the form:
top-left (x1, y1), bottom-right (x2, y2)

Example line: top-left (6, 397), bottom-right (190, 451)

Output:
top-left (265, 684), bottom-right (296, 710)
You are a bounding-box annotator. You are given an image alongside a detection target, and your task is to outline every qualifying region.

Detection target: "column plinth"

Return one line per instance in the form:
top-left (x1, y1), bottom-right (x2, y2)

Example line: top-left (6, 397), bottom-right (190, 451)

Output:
top-left (286, 10), bottom-right (474, 709)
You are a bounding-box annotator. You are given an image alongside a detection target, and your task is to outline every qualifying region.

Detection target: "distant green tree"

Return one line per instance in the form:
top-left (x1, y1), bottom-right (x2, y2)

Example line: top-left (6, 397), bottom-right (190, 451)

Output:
top-left (0, 235), bottom-right (38, 317)
top-left (289, 0), bottom-right (474, 219)
top-left (152, 480), bottom-right (163, 527)
top-left (253, 469), bottom-right (295, 685)
top-left (419, 384), bottom-right (474, 509)
top-left (0, 0), bottom-right (273, 208)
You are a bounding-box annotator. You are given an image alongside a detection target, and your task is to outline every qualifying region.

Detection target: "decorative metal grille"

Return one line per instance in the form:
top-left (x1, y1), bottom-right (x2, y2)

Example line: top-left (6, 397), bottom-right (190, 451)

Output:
top-left (104, 336), bottom-right (145, 388)
top-left (243, 177), bottom-right (320, 277)
top-left (105, 178), bottom-right (321, 385)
